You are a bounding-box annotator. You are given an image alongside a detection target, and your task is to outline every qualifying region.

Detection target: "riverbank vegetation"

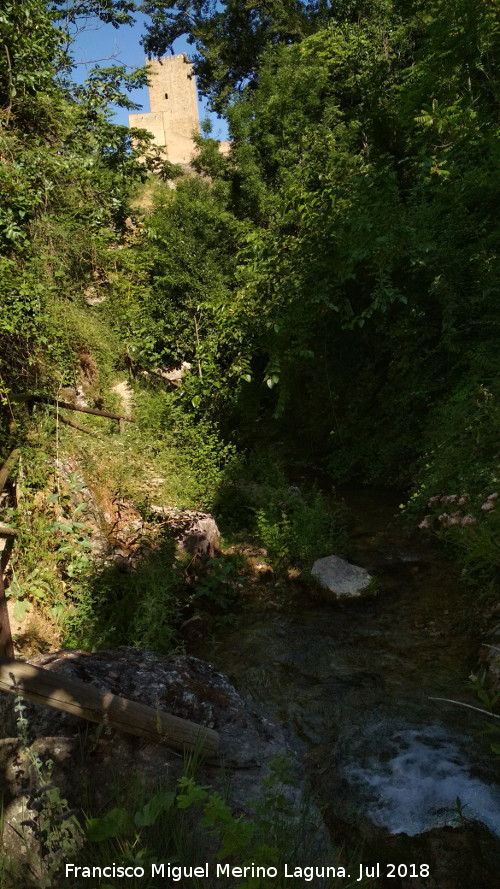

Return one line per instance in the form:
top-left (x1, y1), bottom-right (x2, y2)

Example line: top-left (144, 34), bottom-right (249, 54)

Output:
top-left (3, 0), bottom-right (500, 593)
top-left (1, 0), bottom-right (500, 884)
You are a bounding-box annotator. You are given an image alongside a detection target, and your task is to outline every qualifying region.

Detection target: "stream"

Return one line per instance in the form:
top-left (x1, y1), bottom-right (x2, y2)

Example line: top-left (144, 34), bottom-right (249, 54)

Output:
top-left (193, 487), bottom-right (500, 882)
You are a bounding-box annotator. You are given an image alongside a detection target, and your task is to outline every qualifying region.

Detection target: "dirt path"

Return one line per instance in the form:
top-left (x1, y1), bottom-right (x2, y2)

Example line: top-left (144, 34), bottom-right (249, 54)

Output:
top-left (111, 380), bottom-right (133, 417)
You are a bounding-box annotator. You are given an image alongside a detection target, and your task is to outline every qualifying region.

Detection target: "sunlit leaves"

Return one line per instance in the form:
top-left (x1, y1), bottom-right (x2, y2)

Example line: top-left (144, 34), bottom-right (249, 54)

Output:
top-left (141, 0), bottom-right (329, 111)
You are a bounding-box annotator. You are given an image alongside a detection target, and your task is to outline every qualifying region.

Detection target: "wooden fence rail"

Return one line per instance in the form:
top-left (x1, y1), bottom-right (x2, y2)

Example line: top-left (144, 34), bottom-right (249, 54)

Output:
top-left (14, 394), bottom-right (135, 424)
top-left (0, 448), bottom-right (20, 497)
top-left (56, 413), bottom-right (100, 437)
top-left (0, 658), bottom-right (219, 756)
top-left (0, 448), bottom-right (20, 659)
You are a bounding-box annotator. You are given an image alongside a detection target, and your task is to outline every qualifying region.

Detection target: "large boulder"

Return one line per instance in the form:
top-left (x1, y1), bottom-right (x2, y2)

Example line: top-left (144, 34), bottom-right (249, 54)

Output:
top-left (0, 649), bottom-right (280, 772)
top-left (0, 650), bottom-right (328, 840)
top-left (311, 554), bottom-right (373, 599)
top-left (149, 506), bottom-right (221, 559)
top-left (0, 649), bottom-right (331, 886)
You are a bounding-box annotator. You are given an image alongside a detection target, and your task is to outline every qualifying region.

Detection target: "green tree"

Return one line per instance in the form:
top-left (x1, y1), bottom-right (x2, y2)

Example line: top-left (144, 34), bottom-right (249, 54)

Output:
top-left (141, 0), bottom-right (333, 111)
top-left (0, 0), bottom-right (151, 430)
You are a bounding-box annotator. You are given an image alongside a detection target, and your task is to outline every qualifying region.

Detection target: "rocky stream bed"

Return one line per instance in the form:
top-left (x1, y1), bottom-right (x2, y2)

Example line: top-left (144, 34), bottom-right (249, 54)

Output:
top-left (2, 486), bottom-right (500, 888)
top-left (188, 486), bottom-right (500, 888)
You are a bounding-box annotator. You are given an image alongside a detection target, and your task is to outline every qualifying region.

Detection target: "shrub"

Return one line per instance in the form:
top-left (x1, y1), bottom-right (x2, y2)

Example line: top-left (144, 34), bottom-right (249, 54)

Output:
top-left (64, 539), bottom-right (184, 654)
top-left (255, 490), bottom-right (348, 571)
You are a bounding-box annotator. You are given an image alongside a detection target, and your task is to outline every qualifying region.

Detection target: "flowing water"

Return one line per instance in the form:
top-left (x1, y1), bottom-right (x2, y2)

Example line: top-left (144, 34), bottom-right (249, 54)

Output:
top-left (194, 487), bottom-right (500, 875)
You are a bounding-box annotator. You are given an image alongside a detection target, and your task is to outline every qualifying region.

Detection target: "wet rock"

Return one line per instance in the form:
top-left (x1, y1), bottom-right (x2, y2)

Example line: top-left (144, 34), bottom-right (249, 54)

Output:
top-left (311, 554), bottom-right (373, 599)
top-left (378, 823), bottom-right (500, 889)
top-left (149, 506), bottom-right (221, 559)
top-left (321, 770), bottom-right (500, 888)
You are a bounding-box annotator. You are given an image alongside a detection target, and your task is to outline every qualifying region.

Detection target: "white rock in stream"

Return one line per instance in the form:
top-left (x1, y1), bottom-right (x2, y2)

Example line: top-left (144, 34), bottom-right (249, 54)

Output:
top-left (311, 555), bottom-right (372, 598)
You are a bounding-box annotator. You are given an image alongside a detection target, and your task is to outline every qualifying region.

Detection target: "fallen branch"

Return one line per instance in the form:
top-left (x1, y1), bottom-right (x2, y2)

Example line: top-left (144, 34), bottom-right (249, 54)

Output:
top-left (429, 696), bottom-right (500, 720)
top-left (0, 658), bottom-right (219, 756)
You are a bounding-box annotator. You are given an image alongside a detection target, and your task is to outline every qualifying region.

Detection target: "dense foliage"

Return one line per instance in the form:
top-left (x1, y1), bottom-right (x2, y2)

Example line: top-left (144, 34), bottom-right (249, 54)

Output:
top-left (2, 0), bottom-right (500, 578)
top-left (142, 0), bottom-right (332, 112)
top-left (133, 0), bottom-right (500, 586)
top-left (116, 1), bottom-right (500, 502)
top-left (0, 0), bottom-right (151, 412)
top-left (2, 3), bottom-right (500, 881)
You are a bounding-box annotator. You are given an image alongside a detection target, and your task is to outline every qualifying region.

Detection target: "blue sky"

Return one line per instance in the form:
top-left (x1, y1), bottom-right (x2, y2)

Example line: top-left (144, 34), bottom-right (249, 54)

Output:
top-left (70, 12), bottom-right (229, 140)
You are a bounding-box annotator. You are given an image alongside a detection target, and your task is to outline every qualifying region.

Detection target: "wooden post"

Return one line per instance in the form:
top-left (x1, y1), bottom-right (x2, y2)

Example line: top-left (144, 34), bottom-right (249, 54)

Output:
top-left (50, 399), bottom-right (135, 423)
top-left (0, 658), bottom-right (219, 757)
top-left (0, 572), bottom-right (14, 660)
top-left (0, 528), bottom-right (15, 659)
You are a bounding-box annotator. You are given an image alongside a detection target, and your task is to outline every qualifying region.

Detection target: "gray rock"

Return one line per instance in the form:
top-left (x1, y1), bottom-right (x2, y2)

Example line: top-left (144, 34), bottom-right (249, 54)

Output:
top-left (149, 506), bottom-right (221, 559)
top-left (0, 649), bottom-right (330, 870)
top-left (311, 555), bottom-right (373, 599)
top-left (84, 284), bottom-right (106, 305)
top-left (0, 648), bottom-right (287, 773)
top-left (141, 363), bottom-right (191, 388)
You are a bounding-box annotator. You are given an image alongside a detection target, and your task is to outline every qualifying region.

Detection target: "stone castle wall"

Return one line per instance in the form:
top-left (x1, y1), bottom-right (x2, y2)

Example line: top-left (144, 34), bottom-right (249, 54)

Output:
top-left (129, 55), bottom-right (200, 167)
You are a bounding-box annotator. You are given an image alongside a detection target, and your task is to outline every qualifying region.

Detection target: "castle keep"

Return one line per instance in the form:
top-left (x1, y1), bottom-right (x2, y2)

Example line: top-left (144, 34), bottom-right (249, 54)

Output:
top-left (128, 55), bottom-right (200, 167)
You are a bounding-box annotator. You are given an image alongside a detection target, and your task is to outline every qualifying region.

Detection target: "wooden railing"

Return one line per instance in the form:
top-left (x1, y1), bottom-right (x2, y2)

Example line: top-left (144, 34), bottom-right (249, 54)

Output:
top-left (0, 658), bottom-right (219, 756)
top-left (0, 448), bottom-right (20, 659)
top-left (14, 394), bottom-right (135, 433)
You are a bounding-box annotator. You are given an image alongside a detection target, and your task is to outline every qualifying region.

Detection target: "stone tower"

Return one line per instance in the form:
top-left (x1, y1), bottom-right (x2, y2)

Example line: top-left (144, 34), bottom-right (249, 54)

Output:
top-left (128, 54), bottom-right (200, 166)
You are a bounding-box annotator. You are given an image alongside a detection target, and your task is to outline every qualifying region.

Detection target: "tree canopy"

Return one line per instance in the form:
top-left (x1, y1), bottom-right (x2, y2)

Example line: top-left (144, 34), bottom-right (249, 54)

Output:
top-left (2, 0), bottom-right (500, 516)
top-left (141, 0), bottom-right (333, 111)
